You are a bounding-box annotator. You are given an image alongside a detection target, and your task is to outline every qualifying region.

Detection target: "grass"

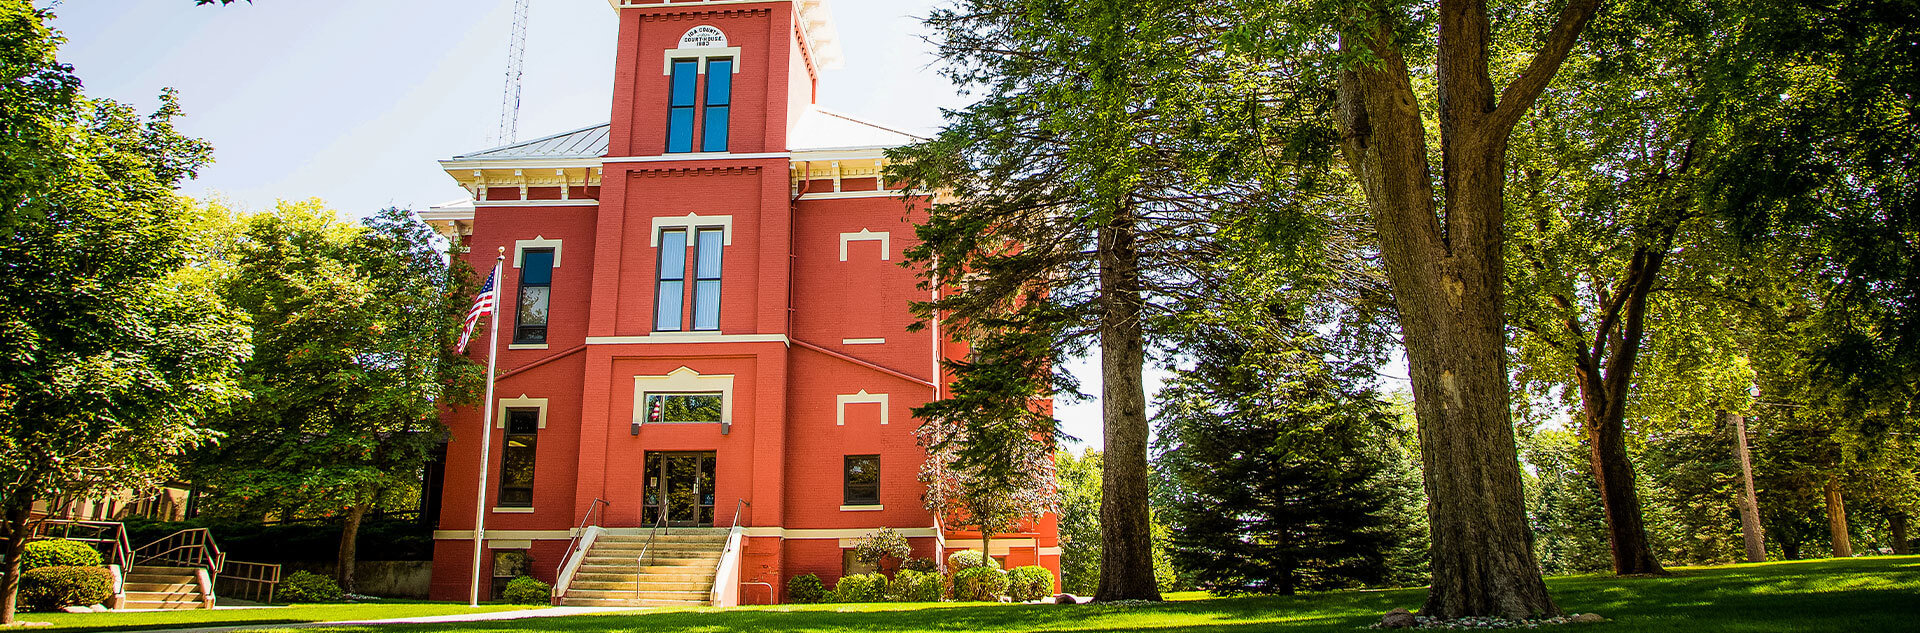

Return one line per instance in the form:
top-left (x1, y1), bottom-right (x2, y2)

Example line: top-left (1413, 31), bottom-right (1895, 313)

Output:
top-left (22, 601), bottom-right (539, 633)
top-left (21, 557), bottom-right (1920, 633)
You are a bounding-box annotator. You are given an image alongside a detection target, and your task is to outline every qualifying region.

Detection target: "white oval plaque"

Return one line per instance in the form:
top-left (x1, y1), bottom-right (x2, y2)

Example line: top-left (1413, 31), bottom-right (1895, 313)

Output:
top-left (679, 25), bottom-right (727, 49)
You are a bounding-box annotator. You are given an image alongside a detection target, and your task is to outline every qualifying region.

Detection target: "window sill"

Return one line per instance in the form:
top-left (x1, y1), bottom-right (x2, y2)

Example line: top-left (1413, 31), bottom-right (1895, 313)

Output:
top-left (840, 504), bottom-right (884, 512)
top-left (842, 338), bottom-right (886, 345)
top-left (492, 507), bottom-right (535, 514)
top-left (508, 343), bottom-right (549, 350)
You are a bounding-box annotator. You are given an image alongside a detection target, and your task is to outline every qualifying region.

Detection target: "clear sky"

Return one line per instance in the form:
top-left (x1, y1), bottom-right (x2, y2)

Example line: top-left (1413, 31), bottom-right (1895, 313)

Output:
top-left (42, 0), bottom-right (1148, 449)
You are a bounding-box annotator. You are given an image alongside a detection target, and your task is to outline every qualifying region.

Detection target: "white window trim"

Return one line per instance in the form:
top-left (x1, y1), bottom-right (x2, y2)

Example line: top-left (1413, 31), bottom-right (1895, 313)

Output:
top-left (634, 366), bottom-right (735, 426)
top-left (836, 390), bottom-right (888, 426)
top-left (838, 505), bottom-right (884, 513)
top-left (838, 229), bottom-right (890, 261)
top-left (496, 394), bottom-right (549, 429)
top-left (663, 47), bottom-right (744, 75)
top-left (491, 507), bottom-right (535, 514)
top-left (650, 214), bottom-right (734, 246)
top-left (841, 338), bottom-right (885, 345)
top-left (514, 237), bottom-right (563, 269)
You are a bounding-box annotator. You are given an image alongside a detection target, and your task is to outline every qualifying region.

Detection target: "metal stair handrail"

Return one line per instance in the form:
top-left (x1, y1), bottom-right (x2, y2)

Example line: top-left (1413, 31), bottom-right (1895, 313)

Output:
top-left (632, 510), bottom-right (670, 598)
top-left (135, 528), bottom-right (226, 575)
top-left (709, 499), bottom-right (749, 606)
top-left (551, 497), bottom-right (611, 604)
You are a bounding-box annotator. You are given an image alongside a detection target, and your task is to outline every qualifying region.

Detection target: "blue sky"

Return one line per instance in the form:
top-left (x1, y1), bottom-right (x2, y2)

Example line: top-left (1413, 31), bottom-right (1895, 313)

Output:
top-left (44, 0), bottom-right (1138, 449)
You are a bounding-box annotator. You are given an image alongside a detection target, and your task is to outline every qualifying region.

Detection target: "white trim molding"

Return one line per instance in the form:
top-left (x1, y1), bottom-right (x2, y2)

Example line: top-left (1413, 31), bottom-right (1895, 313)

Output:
top-left (1038, 546), bottom-right (1063, 556)
top-left (433, 529), bottom-right (577, 540)
top-left (838, 229), bottom-right (890, 261)
top-left (514, 237), bottom-right (563, 268)
top-left (740, 527), bottom-right (939, 539)
top-left (836, 390), bottom-right (889, 426)
top-left (491, 507), bottom-right (535, 514)
top-left (663, 46), bottom-right (745, 75)
top-left (508, 343), bottom-right (549, 351)
top-left (838, 505), bottom-right (884, 512)
top-left (650, 213), bottom-right (734, 246)
top-left (496, 394), bottom-right (549, 429)
top-left (634, 366), bottom-right (735, 427)
top-left (841, 338), bottom-right (885, 345)
top-left (945, 538), bottom-right (1038, 556)
top-left (604, 152), bottom-right (790, 164)
top-left (586, 333), bottom-right (788, 346)
top-left (488, 539), bottom-right (535, 550)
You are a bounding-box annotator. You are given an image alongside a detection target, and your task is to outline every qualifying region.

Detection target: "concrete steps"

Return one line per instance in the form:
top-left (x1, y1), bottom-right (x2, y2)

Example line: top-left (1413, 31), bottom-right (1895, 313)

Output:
top-left (559, 530), bottom-right (725, 607)
top-left (121, 565), bottom-right (207, 610)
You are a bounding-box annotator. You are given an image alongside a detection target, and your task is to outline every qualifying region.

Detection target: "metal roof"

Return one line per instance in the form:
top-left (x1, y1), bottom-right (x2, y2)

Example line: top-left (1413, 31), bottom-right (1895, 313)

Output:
top-left (454, 124), bottom-right (611, 159)
top-left (445, 107), bottom-right (920, 161)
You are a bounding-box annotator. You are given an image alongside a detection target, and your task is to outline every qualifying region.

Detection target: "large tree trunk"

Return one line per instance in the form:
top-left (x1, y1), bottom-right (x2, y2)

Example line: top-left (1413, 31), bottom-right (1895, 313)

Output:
top-left (1891, 513), bottom-right (1910, 556)
top-left (336, 500), bottom-right (370, 593)
top-left (1, 501), bottom-right (31, 625)
top-left (1093, 212), bottom-right (1159, 602)
top-left (1727, 411), bottom-right (1767, 562)
top-left (1333, 0), bottom-right (1599, 618)
top-left (1824, 481), bottom-right (1852, 558)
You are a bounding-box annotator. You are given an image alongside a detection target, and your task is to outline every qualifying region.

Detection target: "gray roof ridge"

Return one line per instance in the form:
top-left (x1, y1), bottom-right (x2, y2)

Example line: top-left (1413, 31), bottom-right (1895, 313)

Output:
top-left (808, 107), bottom-right (927, 143)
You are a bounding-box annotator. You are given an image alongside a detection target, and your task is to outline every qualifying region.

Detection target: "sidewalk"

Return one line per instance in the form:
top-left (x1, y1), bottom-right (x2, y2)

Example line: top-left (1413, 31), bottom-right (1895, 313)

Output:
top-left (128, 606), bottom-right (648, 633)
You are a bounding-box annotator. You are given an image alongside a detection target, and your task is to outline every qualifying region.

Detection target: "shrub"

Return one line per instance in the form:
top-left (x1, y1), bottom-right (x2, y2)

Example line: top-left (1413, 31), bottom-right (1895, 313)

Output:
top-left (852, 528), bottom-right (913, 569)
top-left (892, 569), bottom-right (946, 602)
top-left (947, 550), bottom-right (999, 573)
top-left (787, 573), bottom-right (827, 604)
top-left (1006, 566), bottom-right (1055, 601)
top-left (21, 540), bottom-right (103, 571)
top-left (830, 572), bottom-right (887, 603)
top-left (501, 576), bottom-right (551, 604)
top-left (901, 557), bottom-right (938, 573)
top-left (279, 570), bottom-right (345, 603)
top-left (19, 566), bottom-right (112, 612)
top-left (952, 566), bottom-right (1008, 602)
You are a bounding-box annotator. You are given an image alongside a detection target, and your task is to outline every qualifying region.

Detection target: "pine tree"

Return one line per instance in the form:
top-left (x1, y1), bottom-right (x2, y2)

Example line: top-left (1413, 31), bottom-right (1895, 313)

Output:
top-left (1155, 329), bottom-right (1424, 595)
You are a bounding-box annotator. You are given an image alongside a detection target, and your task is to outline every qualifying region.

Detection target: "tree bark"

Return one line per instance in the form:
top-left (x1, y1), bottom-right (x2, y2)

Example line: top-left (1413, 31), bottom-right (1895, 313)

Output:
top-left (1891, 513), bottom-right (1910, 556)
top-left (1824, 481), bottom-right (1852, 558)
top-left (2, 500), bottom-right (34, 624)
top-left (1331, 0), bottom-right (1599, 619)
top-left (1568, 250), bottom-right (1669, 576)
top-left (1727, 411), bottom-right (1767, 563)
top-left (1093, 210), bottom-right (1159, 602)
top-left (336, 500), bottom-right (370, 593)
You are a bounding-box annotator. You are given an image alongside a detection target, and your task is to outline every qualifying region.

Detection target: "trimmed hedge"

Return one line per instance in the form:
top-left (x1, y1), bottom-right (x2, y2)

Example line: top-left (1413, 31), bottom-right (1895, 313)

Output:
top-left (20, 566), bottom-right (112, 612)
top-left (502, 576), bottom-right (551, 604)
top-left (831, 572), bottom-right (887, 603)
top-left (279, 570), bottom-right (345, 603)
top-left (1007, 565), bottom-right (1055, 601)
top-left (946, 550), bottom-right (998, 572)
top-left (787, 574), bottom-right (827, 604)
top-left (953, 566), bottom-right (1008, 602)
top-left (22, 539), bottom-right (103, 571)
top-left (887, 569), bottom-right (945, 602)
top-left (900, 557), bottom-right (938, 573)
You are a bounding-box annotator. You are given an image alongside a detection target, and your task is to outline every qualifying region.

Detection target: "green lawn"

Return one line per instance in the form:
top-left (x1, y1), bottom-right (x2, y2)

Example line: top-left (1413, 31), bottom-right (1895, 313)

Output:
top-left (23, 601), bottom-right (538, 633)
top-left (22, 557), bottom-right (1920, 633)
top-left (289, 557), bottom-right (1916, 633)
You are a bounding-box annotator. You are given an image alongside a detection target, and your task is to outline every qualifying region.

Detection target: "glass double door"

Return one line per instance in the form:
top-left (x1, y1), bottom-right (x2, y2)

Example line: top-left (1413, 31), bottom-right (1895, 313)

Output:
top-left (643, 452), bottom-right (716, 527)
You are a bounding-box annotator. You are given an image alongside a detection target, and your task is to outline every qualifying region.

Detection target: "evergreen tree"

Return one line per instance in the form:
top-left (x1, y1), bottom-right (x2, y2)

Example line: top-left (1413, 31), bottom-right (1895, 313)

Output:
top-left (1154, 328), bottom-right (1424, 595)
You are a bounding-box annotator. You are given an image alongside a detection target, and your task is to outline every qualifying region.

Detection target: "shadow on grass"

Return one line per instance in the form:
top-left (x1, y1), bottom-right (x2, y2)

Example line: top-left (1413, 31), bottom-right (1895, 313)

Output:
top-left (51, 620), bottom-right (306, 633)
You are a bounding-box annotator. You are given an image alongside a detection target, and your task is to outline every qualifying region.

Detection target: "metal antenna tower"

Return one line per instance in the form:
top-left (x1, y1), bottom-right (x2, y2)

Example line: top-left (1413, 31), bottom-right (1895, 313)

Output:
top-left (495, 0), bottom-right (531, 145)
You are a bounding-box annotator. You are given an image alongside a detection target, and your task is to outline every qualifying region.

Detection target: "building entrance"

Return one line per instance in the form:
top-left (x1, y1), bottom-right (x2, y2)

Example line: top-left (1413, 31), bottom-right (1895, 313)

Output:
top-left (643, 452), bottom-right (716, 527)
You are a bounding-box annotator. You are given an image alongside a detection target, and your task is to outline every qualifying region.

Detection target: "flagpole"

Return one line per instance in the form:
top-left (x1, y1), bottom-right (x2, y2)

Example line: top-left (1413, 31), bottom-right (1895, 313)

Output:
top-left (470, 248), bottom-right (507, 607)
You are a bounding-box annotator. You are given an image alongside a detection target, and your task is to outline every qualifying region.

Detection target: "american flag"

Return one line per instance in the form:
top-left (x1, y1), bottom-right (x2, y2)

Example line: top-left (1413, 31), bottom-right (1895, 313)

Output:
top-left (457, 268), bottom-right (498, 353)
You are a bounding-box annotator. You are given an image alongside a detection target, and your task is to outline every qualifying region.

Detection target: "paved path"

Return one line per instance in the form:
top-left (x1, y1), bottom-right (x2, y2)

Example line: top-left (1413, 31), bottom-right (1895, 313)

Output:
top-left (127, 606), bottom-right (648, 633)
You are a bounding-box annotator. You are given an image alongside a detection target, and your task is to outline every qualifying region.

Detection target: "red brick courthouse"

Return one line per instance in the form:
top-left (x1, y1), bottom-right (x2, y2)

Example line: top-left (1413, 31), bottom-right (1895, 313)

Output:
top-left (418, 0), bottom-right (1060, 606)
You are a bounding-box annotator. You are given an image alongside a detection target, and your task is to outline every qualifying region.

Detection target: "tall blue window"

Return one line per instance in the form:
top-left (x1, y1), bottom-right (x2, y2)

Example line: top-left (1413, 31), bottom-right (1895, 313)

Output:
top-left (691, 228), bottom-right (723, 330)
top-left (701, 59), bottom-right (732, 152)
top-left (514, 248), bottom-right (554, 344)
top-left (654, 229), bottom-right (687, 331)
top-left (666, 60), bottom-right (698, 153)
